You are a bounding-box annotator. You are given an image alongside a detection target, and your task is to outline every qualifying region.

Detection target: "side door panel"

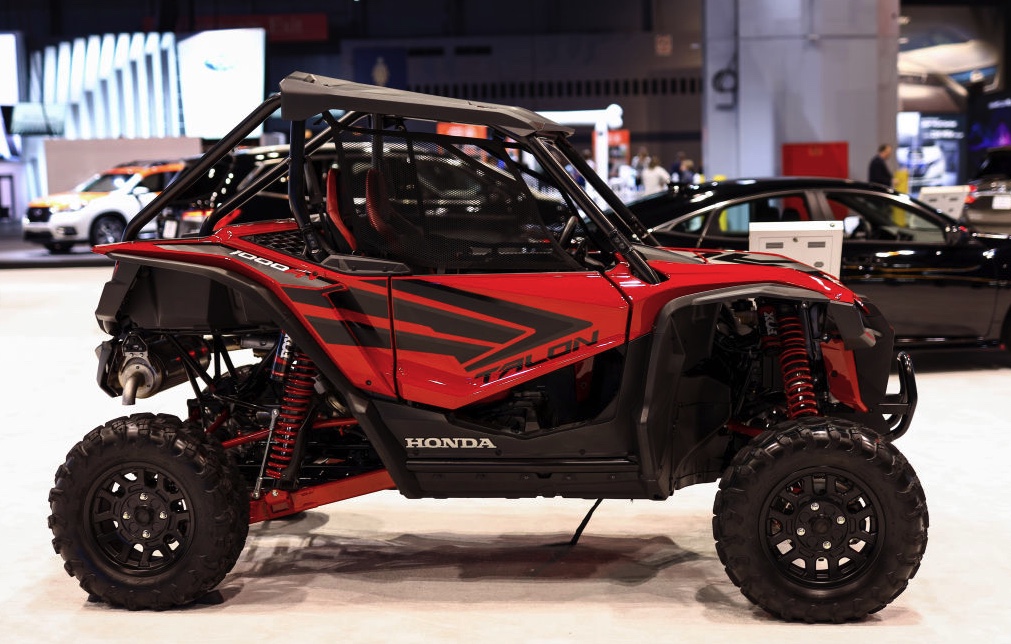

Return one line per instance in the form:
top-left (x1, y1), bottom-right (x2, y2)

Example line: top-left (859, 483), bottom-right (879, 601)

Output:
top-left (391, 272), bottom-right (629, 410)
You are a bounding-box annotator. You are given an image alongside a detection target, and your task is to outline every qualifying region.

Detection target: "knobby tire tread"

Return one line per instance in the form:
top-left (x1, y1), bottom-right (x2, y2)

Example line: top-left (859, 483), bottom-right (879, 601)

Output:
top-left (48, 413), bottom-right (248, 610)
top-left (712, 417), bottom-right (928, 623)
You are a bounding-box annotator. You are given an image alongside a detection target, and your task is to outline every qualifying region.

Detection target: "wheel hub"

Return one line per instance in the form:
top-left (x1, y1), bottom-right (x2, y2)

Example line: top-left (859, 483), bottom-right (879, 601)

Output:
top-left (794, 501), bottom-right (848, 553)
top-left (118, 491), bottom-right (171, 541)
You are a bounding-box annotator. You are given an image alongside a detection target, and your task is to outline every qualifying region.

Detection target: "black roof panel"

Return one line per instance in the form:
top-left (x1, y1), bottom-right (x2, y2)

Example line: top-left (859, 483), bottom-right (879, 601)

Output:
top-left (279, 71), bottom-right (573, 137)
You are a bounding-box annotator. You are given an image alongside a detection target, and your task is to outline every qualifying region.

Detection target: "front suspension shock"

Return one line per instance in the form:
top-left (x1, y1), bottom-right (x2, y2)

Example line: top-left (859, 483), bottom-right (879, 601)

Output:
top-left (759, 304), bottom-right (820, 419)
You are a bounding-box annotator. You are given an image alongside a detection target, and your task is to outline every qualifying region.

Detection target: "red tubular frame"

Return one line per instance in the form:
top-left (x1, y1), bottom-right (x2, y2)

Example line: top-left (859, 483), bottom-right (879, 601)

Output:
top-left (249, 469), bottom-right (396, 523)
top-left (220, 418), bottom-right (359, 449)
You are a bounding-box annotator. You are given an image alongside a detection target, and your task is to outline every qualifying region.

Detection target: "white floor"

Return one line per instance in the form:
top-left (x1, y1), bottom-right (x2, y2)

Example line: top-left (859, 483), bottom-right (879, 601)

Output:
top-left (2, 266), bottom-right (1010, 643)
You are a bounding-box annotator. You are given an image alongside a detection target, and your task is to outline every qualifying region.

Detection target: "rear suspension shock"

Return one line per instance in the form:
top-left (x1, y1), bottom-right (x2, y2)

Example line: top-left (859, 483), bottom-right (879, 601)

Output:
top-left (265, 348), bottom-right (318, 480)
top-left (759, 304), bottom-right (820, 419)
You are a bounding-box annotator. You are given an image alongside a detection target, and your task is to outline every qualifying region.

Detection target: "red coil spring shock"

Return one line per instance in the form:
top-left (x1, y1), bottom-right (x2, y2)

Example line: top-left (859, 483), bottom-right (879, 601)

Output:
top-left (759, 304), bottom-right (821, 419)
top-left (265, 350), bottom-right (318, 479)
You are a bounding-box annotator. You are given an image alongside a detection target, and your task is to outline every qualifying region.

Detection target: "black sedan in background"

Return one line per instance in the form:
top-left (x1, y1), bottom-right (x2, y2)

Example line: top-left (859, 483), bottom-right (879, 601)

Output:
top-left (627, 177), bottom-right (1011, 350)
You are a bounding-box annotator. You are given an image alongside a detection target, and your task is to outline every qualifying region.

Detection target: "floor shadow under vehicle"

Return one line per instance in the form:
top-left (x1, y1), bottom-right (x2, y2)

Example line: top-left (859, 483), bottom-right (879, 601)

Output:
top-left (207, 510), bottom-right (763, 616)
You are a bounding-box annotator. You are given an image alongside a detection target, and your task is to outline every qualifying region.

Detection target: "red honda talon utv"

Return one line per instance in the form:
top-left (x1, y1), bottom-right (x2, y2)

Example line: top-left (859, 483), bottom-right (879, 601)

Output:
top-left (48, 72), bottom-right (926, 622)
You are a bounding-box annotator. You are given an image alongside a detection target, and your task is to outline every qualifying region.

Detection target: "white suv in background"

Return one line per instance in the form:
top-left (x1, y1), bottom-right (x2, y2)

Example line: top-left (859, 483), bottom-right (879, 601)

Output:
top-left (23, 160), bottom-right (184, 253)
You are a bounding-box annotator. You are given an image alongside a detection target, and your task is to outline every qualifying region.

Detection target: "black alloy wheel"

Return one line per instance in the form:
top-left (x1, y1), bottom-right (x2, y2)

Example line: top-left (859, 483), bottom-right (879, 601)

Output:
top-left (712, 417), bottom-right (928, 623)
top-left (88, 459), bottom-right (194, 574)
top-left (761, 467), bottom-right (879, 587)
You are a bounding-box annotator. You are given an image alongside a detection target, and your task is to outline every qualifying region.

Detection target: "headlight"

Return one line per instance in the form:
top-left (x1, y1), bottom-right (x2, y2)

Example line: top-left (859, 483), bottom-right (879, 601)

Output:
top-left (50, 200), bottom-right (87, 213)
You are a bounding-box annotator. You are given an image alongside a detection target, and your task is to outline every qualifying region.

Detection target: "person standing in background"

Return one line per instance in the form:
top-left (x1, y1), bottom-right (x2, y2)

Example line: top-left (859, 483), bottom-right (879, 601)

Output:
top-left (868, 144), bottom-right (894, 187)
top-left (669, 150), bottom-right (687, 178)
top-left (631, 146), bottom-right (651, 188)
top-left (679, 159), bottom-right (698, 184)
top-left (640, 157), bottom-right (671, 195)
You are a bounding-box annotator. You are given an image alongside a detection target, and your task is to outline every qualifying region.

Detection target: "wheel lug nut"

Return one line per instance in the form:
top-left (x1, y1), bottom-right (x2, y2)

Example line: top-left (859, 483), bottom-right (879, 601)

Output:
top-left (823, 541), bottom-right (832, 550)
top-left (159, 511), bottom-right (168, 520)
top-left (836, 515), bottom-right (846, 525)
top-left (122, 511), bottom-right (130, 520)
top-left (139, 493), bottom-right (149, 501)
top-left (810, 502), bottom-right (820, 511)
top-left (142, 530), bottom-right (151, 539)
top-left (797, 527), bottom-right (806, 536)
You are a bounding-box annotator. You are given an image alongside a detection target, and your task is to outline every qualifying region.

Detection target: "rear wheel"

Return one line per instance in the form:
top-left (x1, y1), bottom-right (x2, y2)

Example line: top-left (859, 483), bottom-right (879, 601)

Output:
top-left (90, 214), bottom-right (125, 245)
top-left (713, 417), bottom-right (928, 622)
top-left (48, 414), bottom-right (248, 609)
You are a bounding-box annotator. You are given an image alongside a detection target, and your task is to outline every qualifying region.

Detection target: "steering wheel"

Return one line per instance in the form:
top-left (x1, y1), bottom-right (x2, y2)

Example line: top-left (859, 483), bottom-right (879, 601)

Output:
top-left (557, 214), bottom-right (579, 248)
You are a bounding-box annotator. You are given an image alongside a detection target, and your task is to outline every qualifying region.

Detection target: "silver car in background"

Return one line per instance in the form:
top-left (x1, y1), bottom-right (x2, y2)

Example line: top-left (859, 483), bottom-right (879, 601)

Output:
top-left (963, 147), bottom-right (1011, 234)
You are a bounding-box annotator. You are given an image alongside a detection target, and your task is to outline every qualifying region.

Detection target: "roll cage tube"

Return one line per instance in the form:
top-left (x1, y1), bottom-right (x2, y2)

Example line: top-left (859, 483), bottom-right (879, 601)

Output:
top-left (563, 141), bottom-right (660, 248)
top-left (123, 94), bottom-right (283, 242)
top-left (530, 136), bottom-right (661, 285)
top-left (287, 119), bottom-right (328, 261)
top-left (199, 119), bottom-right (350, 236)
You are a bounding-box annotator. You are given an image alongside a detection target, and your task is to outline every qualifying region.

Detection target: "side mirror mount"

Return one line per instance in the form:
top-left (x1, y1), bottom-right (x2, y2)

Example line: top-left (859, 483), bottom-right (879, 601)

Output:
top-left (132, 186), bottom-right (151, 196)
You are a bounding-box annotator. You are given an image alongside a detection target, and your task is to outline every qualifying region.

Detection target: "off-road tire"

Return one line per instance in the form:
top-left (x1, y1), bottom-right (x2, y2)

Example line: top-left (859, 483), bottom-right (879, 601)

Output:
top-left (712, 417), bottom-right (928, 623)
top-left (48, 414), bottom-right (248, 609)
top-left (154, 412), bottom-right (251, 548)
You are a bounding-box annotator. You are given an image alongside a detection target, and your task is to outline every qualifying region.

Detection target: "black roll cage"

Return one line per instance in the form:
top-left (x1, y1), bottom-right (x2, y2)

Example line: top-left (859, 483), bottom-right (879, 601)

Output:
top-left (124, 73), bottom-right (661, 284)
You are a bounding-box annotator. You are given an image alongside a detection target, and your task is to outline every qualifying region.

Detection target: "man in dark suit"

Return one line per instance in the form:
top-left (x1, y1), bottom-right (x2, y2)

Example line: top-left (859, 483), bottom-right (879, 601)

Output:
top-left (868, 143), bottom-right (893, 187)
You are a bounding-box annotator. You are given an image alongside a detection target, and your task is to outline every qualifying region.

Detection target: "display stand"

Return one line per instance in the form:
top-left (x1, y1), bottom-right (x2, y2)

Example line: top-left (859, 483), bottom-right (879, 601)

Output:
top-left (749, 220), bottom-right (843, 277)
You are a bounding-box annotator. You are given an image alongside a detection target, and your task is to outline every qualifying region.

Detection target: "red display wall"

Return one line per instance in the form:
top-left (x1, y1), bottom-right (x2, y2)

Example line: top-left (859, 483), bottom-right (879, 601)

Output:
top-left (781, 142), bottom-right (849, 178)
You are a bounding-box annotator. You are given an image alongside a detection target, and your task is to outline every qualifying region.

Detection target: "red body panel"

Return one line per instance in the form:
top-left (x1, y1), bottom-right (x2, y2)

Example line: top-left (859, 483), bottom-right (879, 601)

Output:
top-left (822, 339), bottom-right (869, 412)
top-left (97, 221), bottom-right (400, 399)
top-left (97, 222), bottom-right (856, 411)
top-left (615, 251), bottom-right (855, 341)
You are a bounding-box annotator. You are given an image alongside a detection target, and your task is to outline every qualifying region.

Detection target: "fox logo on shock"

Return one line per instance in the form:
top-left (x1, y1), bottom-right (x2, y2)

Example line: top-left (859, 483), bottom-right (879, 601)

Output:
top-left (406, 437), bottom-right (498, 449)
top-left (229, 249), bottom-right (291, 272)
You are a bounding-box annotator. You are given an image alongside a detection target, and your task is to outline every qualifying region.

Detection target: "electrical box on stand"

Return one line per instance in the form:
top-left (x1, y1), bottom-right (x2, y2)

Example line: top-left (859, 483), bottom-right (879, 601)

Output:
top-left (749, 220), bottom-right (844, 277)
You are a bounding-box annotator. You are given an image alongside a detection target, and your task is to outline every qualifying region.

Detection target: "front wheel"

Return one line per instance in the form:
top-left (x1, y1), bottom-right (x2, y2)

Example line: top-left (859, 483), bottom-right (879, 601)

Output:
top-left (89, 214), bottom-right (125, 245)
top-left (48, 414), bottom-right (248, 609)
top-left (713, 417), bottom-right (928, 622)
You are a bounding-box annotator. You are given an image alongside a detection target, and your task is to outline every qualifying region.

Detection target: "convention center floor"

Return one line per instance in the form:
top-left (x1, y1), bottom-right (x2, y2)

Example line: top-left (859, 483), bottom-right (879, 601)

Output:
top-left (2, 265), bottom-right (1010, 643)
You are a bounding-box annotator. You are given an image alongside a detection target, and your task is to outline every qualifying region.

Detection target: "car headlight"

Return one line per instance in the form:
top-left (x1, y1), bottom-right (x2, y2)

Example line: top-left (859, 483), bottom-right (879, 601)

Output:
top-left (49, 200), bottom-right (87, 213)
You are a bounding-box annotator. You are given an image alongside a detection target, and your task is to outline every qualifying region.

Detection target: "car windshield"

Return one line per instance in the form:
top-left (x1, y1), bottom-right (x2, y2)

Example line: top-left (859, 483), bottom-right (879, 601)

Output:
top-left (77, 172), bottom-right (134, 193)
top-left (975, 151), bottom-right (1011, 179)
top-left (899, 26), bottom-right (970, 52)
